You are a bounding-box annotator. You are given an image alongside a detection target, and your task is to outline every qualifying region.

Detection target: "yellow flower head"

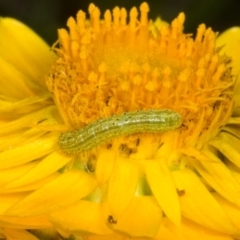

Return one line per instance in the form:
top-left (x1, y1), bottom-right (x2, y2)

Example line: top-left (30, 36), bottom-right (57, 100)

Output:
top-left (0, 2), bottom-right (240, 240)
top-left (47, 2), bottom-right (233, 150)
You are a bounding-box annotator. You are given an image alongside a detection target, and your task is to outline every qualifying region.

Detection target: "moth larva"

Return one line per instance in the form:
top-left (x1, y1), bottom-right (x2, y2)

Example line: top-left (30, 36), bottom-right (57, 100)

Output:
top-left (59, 109), bottom-right (183, 154)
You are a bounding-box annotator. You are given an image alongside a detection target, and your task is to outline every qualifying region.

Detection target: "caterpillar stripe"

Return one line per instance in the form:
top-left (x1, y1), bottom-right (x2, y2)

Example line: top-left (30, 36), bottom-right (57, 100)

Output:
top-left (59, 109), bottom-right (183, 154)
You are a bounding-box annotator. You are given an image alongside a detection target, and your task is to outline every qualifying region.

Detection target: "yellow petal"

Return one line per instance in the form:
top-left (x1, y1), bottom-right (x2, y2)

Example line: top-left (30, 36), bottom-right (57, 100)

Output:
top-left (107, 156), bottom-right (140, 218)
top-left (216, 27), bottom-right (240, 76)
top-left (0, 215), bottom-right (52, 229)
top-left (111, 196), bottom-right (162, 237)
top-left (213, 193), bottom-right (240, 232)
top-left (95, 148), bottom-right (116, 184)
top-left (156, 217), bottom-right (234, 240)
top-left (222, 124), bottom-right (240, 141)
top-left (0, 106), bottom-right (56, 135)
top-left (181, 218), bottom-right (235, 240)
top-left (216, 27), bottom-right (240, 105)
top-left (13, 221), bottom-right (222, 240)
top-left (226, 116), bottom-right (240, 125)
top-left (144, 159), bottom-right (181, 225)
top-left (0, 18), bottom-right (55, 92)
top-left (50, 200), bottom-right (112, 235)
top-left (0, 161), bottom-right (38, 188)
top-left (209, 132), bottom-right (240, 168)
top-left (194, 146), bottom-right (240, 207)
top-left (5, 170), bottom-right (98, 216)
top-left (3, 228), bottom-right (38, 240)
top-left (172, 168), bottom-right (239, 235)
top-left (0, 133), bottom-right (57, 169)
top-left (0, 193), bottom-right (28, 214)
top-left (81, 234), bottom-right (150, 240)
top-left (156, 217), bottom-right (185, 240)
top-left (0, 128), bottom-right (45, 152)
top-left (231, 167), bottom-right (240, 182)
top-left (1, 151), bottom-right (71, 189)
top-left (0, 173), bottom-right (59, 194)
top-left (0, 92), bottom-right (50, 112)
top-left (0, 56), bottom-right (36, 98)
top-left (179, 147), bottom-right (214, 162)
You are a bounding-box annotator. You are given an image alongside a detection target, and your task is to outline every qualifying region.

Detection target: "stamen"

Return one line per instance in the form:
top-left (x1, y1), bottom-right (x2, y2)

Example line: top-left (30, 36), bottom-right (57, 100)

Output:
top-left (140, 2), bottom-right (149, 26)
top-left (76, 10), bottom-right (86, 34)
top-left (113, 7), bottom-right (120, 29)
top-left (104, 10), bottom-right (112, 30)
top-left (129, 7), bottom-right (138, 31)
top-left (120, 8), bottom-right (127, 27)
top-left (67, 17), bottom-right (78, 41)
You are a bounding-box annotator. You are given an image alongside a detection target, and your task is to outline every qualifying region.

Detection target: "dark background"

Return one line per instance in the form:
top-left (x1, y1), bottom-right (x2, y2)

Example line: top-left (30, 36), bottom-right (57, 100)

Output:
top-left (0, 0), bottom-right (239, 45)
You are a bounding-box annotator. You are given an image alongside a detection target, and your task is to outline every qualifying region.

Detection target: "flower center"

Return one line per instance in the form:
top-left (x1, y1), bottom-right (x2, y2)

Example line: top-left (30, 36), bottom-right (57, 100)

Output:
top-left (47, 2), bottom-right (234, 152)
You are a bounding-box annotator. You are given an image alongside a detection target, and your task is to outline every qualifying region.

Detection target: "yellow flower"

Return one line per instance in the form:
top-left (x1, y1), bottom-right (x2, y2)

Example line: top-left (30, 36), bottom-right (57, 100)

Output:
top-left (0, 2), bottom-right (240, 240)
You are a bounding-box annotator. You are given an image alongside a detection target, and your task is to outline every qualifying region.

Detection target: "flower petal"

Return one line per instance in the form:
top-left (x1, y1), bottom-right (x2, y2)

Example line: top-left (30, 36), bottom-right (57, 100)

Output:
top-left (157, 217), bottom-right (234, 240)
top-left (181, 218), bottom-right (235, 240)
top-left (111, 196), bottom-right (162, 237)
top-left (106, 156), bottom-right (140, 218)
top-left (0, 162), bottom-right (38, 188)
top-left (156, 217), bottom-right (185, 240)
top-left (79, 234), bottom-right (151, 240)
top-left (172, 168), bottom-right (239, 235)
top-left (0, 18), bottom-right (55, 92)
top-left (50, 200), bottom-right (112, 235)
top-left (1, 151), bottom-right (71, 190)
top-left (0, 93), bottom-right (50, 112)
top-left (0, 56), bottom-right (36, 98)
top-left (144, 159), bottom-right (181, 226)
top-left (209, 132), bottom-right (240, 168)
top-left (223, 124), bottom-right (240, 142)
top-left (0, 133), bottom-right (57, 169)
top-left (216, 27), bottom-right (240, 76)
top-left (0, 215), bottom-right (52, 229)
top-left (194, 146), bottom-right (240, 207)
top-left (5, 170), bottom-right (98, 216)
top-left (216, 27), bottom-right (240, 105)
top-left (95, 148), bottom-right (116, 184)
top-left (0, 193), bottom-right (28, 214)
top-left (213, 193), bottom-right (240, 232)
top-left (0, 106), bottom-right (56, 135)
top-left (0, 173), bottom-right (59, 194)
top-left (3, 228), bottom-right (38, 240)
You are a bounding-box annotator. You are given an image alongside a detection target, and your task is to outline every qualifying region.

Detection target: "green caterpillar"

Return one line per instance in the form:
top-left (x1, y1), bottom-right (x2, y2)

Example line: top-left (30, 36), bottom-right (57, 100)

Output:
top-left (58, 109), bottom-right (183, 154)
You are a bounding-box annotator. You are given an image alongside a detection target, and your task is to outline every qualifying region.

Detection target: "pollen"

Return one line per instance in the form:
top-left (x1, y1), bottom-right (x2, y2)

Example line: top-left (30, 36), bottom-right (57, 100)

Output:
top-left (47, 2), bottom-right (235, 149)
